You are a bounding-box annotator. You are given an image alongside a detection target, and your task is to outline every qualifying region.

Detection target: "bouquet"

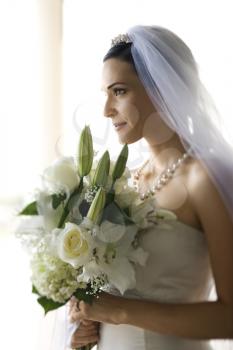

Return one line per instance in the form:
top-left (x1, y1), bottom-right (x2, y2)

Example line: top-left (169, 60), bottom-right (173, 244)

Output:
top-left (16, 126), bottom-right (167, 349)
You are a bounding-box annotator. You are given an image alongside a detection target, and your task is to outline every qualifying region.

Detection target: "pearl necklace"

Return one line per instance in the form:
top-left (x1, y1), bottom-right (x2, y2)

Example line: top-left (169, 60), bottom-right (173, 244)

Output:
top-left (133, 151), bottom-right (190, 200)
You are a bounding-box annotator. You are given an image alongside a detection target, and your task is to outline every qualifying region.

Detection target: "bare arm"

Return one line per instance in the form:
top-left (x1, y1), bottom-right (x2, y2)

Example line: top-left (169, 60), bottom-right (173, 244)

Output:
top-left (120, 298), bottom-right (233, 339)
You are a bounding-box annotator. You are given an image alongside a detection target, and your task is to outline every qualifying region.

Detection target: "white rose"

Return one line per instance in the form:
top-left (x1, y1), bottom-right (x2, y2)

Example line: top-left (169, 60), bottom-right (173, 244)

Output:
top-left (52, 222), bottom-right (93, 268)
top-left (42, 157), bottom-right (80, 195)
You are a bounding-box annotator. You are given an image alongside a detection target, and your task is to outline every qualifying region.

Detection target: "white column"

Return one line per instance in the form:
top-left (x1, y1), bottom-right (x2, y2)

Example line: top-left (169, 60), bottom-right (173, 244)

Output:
top-left (37, 0), bottom-right (63, 164)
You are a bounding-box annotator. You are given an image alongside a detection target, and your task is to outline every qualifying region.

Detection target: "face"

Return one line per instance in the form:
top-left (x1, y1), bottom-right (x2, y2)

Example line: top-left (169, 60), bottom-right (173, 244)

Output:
top-left (101, 58), bottom-right (156, 144)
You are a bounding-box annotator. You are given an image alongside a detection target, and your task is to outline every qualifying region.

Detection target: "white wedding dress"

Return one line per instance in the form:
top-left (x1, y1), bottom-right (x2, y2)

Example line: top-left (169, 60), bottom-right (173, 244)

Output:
top-left (97, 219), bottom-right (215, 350)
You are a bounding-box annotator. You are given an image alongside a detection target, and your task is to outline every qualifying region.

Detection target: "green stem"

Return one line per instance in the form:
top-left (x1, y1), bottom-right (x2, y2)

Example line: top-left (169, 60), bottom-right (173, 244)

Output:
top-left (104, 183), bottom-right (115, 207)
top-left (58, 177), bottom-right (84, 228)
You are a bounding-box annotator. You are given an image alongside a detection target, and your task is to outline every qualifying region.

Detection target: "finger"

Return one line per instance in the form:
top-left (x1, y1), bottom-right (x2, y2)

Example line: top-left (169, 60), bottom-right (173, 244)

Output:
top-left (70, 295), bottom-right (78, 303)
top-left (72, 331), bottom-right (99, 342)
top-left (68, 305), bottom-right (76, 317)
top-left (74, 322), bottom-right (98, 332)
top-left (81, 319), bottom-right (95, 326)
top-left (73, 325), bottom-right (99, 336)
top-left (71, 332), bottom-right (99, 342)
top-left (74, 328), bottom-right (98, 337)
top-left (68, 301), bottom-right (78, 316)
top-left (68, 305), bottom-right (79, 319)
top-left (69, 311), bottom-right (81, 323)
top-left (69, 296), bottom-right (77, 307)
top-left (70, 297), bottom-right (80, 310)
top-left (70, 297), bottom-right (81, 312)
top-left (71, 335), bottom-right (99, 348)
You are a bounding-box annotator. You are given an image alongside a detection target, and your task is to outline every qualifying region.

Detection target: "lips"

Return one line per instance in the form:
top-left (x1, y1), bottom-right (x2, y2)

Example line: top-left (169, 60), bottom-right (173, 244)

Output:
top-left (114, 122), bottom-right (127, 132)
top-left (114, 122), bottom-right (127, 127)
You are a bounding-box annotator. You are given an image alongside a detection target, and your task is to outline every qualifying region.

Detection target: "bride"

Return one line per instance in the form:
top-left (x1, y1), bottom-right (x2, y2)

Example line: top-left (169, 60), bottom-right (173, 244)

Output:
top-left (68, 25), bottom-right (233, 349)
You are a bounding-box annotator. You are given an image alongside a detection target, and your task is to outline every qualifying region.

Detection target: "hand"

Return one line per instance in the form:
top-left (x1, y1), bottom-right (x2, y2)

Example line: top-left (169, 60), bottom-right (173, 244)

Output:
top-left (69, 320), bottom-right (99, 349)
top-left (69, 297), bottom-right (100, 348)
top-left (70, 291), bottom-right (127, 325)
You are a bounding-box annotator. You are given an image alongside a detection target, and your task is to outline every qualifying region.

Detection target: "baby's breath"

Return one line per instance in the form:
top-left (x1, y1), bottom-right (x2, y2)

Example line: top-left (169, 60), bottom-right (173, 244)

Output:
top-left (84, 185), bottom-right (99, 203)
top-left (90, 273), bottom-right (108, 295)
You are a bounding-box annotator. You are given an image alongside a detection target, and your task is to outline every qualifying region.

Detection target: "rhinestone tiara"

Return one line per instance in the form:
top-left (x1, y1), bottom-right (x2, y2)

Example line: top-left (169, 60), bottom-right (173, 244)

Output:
top-left (111, 33), bottom-right (132, 47)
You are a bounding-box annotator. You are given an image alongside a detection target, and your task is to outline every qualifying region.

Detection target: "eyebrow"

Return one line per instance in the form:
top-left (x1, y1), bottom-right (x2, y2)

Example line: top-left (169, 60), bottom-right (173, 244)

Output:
top-left (106, 82), bottom-right (127, 90)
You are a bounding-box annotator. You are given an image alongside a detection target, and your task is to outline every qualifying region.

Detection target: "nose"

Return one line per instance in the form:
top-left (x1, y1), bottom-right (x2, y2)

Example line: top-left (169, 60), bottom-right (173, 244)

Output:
top-left (103, 96), bottom-right (117, 118)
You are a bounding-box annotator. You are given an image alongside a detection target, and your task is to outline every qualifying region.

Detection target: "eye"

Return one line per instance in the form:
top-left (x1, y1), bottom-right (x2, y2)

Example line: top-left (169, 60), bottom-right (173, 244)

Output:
top-left (113, 88), bottom-right (126, 96)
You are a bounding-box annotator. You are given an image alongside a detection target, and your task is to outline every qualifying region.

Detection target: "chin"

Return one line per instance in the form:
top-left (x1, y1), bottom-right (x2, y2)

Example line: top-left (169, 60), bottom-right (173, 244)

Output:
top-left (118, 133), bottom-right (141, 145)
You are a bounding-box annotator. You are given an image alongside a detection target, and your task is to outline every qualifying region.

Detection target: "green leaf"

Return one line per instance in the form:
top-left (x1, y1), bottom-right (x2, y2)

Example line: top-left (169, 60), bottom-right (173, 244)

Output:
top-left (57, 178), bottom-right (84, 228)
top-left (37, 296), bottom-right (64, 315)
top-left (112, 144), bottom-right (128, 182)
top-left (123, 206), bottom-right (130, 217)
top-left (112, 201), bottom-right (135, 226)
top-left (32, 285), bottom-right (40, 295)
top-left (100, 200), bottom-right (134, 226)
top-left (32, 285), bottom-right (65, 314)
top-left (101, 201), bottom-right (125, 225)
top-left (18, 201), bottom-right (38, 215)
top-left (105, 190), bottom-right (115, 207)
top-left (51, 193), bottom-right (67, 209)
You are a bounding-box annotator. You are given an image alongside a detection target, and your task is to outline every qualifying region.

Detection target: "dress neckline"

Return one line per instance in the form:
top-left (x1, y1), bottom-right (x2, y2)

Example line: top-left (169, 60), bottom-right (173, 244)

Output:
top-left (168, 218), bottom-right (204, 235)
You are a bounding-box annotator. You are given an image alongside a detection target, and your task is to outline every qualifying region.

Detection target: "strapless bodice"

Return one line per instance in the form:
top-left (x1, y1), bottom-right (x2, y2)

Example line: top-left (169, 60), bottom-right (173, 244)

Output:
top-left (98, 220), bottom-right (214, 350)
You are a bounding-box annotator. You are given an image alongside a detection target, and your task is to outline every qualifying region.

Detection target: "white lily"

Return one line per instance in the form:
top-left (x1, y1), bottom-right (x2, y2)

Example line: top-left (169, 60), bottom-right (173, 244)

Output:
top-left (36, 192), bottom-right (63, 231)
top-left (95, 220), bottom-right (126, 243)
top-left (130, 197), bottom-right (156, 228)
top-left (77, 260), bottom-right (102, 283)
top-left (155, 209), bottom-right (177, 221)
top-left (100, 257), bottom-right (136, 295)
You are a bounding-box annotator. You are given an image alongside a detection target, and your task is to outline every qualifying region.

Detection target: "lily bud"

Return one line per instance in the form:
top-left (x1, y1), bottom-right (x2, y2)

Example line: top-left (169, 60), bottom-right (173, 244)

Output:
top-left (112, 144), bottom-right (128, 182)
top-left (78, 125), bottom-right (94, 177)
top-left (87, 187), bottom-right (106, 224)
top-left (92, 151), bottom-right (110, 187)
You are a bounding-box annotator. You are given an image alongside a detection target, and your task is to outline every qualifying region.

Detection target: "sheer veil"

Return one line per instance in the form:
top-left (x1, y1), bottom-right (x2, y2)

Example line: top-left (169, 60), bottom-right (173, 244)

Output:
top-left (127, 25), bottom-right (233, 223)
top-left (127, 25), bottom-right (233, 350)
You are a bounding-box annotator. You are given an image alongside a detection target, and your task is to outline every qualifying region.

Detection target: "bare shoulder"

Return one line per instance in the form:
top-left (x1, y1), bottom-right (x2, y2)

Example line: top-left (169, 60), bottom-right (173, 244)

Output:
top-left (186, 160), bottom-right (215, 199)
top-left (186, 159), bottom-right (232, 225)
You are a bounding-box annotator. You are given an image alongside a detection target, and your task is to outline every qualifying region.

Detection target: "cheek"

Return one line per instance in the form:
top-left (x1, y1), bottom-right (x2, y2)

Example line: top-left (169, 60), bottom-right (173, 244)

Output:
top-left (118, 101), bottom-right (141, 128)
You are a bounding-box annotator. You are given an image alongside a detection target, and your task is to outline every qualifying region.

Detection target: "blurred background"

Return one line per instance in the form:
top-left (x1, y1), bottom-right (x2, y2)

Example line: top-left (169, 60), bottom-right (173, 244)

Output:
top-left (0, 0), bottom-right (233, 349)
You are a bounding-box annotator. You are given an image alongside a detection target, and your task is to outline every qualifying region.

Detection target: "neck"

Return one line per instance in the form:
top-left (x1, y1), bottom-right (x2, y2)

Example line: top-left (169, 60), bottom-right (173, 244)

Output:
top-left (145, 134), bottom-right (188, 173)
